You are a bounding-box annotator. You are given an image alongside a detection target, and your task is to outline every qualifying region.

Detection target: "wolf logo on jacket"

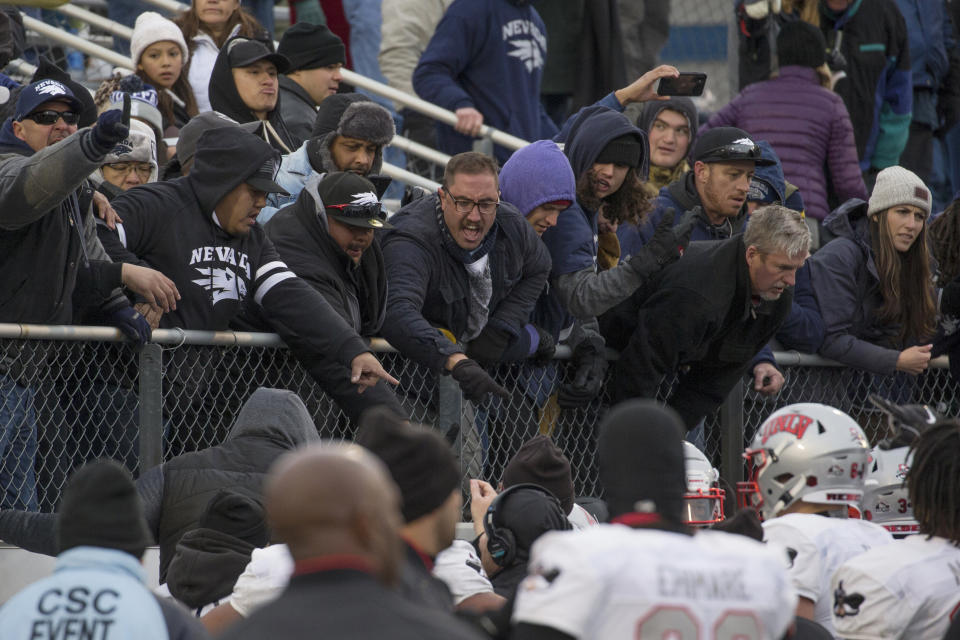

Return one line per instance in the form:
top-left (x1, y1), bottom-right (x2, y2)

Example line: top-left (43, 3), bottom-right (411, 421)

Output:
top-left (189, 245), bottom-right (252, 306)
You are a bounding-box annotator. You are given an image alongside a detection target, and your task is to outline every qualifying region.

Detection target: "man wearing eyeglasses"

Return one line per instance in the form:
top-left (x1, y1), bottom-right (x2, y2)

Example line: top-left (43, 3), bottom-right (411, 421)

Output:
top-left (264, 171), bottom-right (406, 421)
top-left (380, 152), bottom-right (550, 430)
top-left (0, 80), bottom-right (180, 511)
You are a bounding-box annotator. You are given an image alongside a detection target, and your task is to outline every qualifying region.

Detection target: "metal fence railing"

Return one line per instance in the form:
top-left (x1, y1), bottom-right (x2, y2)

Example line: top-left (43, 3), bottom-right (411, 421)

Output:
top-left (0, 326), bottom-right (954, 513)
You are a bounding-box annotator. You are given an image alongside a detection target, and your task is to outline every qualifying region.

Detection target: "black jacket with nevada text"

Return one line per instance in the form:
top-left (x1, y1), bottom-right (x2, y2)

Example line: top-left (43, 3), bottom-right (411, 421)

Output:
top-left (98, 129), bottom-right (369, 369)
top-left (611, 235), bottom-right (793, 428)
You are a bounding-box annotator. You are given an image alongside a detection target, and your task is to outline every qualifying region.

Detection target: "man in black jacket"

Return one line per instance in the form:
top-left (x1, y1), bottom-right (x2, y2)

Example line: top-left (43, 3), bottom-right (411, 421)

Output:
top-left (276, 22), bottom-right (346, 143)
top-left (381, 152), bottom-right (551, 403)
top-left (610, 204), bottom-right (810, 429)
top-left (265, 171), bottom-right (405, 421)
top-left (96, 127), bottom-right (398, 421)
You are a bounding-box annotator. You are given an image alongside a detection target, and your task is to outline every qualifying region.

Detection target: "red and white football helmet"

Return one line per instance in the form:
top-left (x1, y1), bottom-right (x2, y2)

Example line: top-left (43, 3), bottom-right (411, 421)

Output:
top-left (738, 403), bottom-right (870, 521)
top-left (862, 446), bottom-right (918, 535)
top-left (683, 442), bottom-right (725, 526)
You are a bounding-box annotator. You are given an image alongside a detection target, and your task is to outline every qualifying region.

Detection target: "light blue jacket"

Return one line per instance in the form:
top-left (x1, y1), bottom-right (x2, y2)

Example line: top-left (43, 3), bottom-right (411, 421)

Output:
top-left (260, 142), bottom-right (318, 224)
top-left (0, 546), bottom-right (169, 639)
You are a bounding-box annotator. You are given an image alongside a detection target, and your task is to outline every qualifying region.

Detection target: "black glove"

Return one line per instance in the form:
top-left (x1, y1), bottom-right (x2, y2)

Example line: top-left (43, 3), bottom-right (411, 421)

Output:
top-left (107, 305), bottom-right (150, 346)
top-left (90, 93), bottom-right (130, 155)
top-left (530, 324), bottom-right (556, 364)
top-left (465, 326), bottom-right (512, 364)
top-left (558, 340), bottom-right (609, 409)
top-left (451, 358), bottom-right (509, 404)
top-left (628, 207), bottom-right (696, 279)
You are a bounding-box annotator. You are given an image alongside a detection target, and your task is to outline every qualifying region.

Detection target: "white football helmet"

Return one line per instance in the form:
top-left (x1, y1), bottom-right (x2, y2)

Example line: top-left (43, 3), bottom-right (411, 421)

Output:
top-left (738, 403), bottom-right (870, 521)
top-left (862, 446), bottom-right (917, 535)
top-left (683, 441), bottom-right (725, 526)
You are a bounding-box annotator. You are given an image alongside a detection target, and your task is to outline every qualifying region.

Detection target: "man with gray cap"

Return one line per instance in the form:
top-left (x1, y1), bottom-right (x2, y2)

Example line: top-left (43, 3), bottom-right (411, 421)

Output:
top-left (276, 22), bottom-right (346, 143)
top-left (265, 171), bottom-right (406, 421)
top-left (508, 400), bottom-right (797, 640)
top-left (260, 93), bottom-right (395, 222)
top-left (0, 460), bottom-right (208, 639)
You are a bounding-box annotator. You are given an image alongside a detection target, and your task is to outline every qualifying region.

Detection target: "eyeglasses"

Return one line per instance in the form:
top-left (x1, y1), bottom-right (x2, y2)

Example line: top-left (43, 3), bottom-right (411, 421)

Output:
top-left (104, 162), bottom-right (153, 178)
top-left (23, 110), bottom-right (79, 126)
top-left (698, 142), bottom-right (761, 162)
top-left (442, 189), bottom-right (499, 215)
top-left (326, 202), bottom-right (385, 218)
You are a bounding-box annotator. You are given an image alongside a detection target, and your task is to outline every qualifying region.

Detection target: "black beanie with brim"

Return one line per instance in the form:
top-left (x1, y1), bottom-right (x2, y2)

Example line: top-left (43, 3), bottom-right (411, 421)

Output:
top-left (595, 133), bottom-right (645, 168)
top-left (356, 406), bottom-right (461, 523)
top-left (56, 459), bottom-right (154, 558)
top-left (598, 400), bottom-right (686, 524)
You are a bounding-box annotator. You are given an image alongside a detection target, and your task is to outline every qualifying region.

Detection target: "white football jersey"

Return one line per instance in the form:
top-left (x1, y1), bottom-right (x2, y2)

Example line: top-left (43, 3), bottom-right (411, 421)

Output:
top-left (432, 540), bottom-right (494, 605)
top-left (512, 524), bottom-right (797, 639)
top-left (831, 534), bottom-right (960, 639)
top-left (229, 544), bottom-right (293, 617)
top-left (762, 513), bottom-right (894, 636)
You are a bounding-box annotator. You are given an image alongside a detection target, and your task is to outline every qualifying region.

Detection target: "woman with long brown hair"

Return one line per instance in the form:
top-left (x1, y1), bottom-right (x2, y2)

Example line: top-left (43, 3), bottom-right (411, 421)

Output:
top-left (174, 0), bottom-right (266, 113)
top-left (807, 166), bottom-right (938, 378)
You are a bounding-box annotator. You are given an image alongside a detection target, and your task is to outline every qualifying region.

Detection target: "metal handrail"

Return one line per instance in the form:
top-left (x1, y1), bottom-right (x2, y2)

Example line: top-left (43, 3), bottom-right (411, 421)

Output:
top-left (54, 3), bottom-right (133, 39)
top-left (380, 162), bottom-right (441, 192)
top-left (22, 14), bottom-right (133, 71)
top-left (388, 134), bottom-right (451, 167)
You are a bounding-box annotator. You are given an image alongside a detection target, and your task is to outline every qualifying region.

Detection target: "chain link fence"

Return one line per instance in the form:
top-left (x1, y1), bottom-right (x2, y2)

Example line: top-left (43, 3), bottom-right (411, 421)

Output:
top-left (1, 326), bottom-right (954, 514)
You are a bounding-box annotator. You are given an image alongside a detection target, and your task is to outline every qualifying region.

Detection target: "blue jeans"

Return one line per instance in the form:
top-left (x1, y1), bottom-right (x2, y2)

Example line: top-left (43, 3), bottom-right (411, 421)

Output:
top-left (0, 376), bottom-right (38, 511)
top-left (107, 0), bottom-right (150, 55)
top-left (341, 0), bottom-right (393, 110)
top-left (242, 0), bottom-right (276, 37)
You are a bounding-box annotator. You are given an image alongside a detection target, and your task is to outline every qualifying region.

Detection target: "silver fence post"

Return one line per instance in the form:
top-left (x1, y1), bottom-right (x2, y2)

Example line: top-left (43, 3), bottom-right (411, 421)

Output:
top-left (138, 343), bottom-right (164, 472)
top-left (472, 138), bottom-right (495, 157)
top-left (720, 377), bottom-right (746, 487)
top-left (437, 374), bottom-right (467, 482)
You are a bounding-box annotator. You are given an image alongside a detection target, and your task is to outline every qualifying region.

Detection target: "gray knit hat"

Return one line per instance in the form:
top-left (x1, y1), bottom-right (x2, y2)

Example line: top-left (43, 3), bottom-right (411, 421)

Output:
top-left (336, 100), bottom-right (395, 147)
top-left (868, 166), bottom-right (931, 218)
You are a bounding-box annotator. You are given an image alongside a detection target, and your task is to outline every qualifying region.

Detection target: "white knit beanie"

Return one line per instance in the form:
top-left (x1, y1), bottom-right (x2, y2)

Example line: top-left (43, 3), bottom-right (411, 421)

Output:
top-left (868, 166), bottom-right (931, 218)
top-left (130, 12), bottom-right (189, 68)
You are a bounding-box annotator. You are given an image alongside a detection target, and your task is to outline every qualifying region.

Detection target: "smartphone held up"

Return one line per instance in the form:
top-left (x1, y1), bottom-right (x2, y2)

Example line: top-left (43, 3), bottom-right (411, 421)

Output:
top-left (657, 72), bottom-right (707, 97)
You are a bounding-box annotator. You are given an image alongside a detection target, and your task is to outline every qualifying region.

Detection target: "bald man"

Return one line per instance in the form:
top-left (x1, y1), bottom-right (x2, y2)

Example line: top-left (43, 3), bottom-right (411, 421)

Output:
top-left (220, 445), bottom-right (486, 640)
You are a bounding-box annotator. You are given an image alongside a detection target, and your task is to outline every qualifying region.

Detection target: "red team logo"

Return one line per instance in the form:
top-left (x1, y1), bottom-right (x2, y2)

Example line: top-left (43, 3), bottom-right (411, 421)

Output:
top-left (760, 414), bottom-right (812, 445)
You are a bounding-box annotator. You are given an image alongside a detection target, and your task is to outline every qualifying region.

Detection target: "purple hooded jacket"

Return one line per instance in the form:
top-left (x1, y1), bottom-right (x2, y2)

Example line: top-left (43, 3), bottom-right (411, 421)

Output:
top-left (703, 66), bottom-right (867, 221)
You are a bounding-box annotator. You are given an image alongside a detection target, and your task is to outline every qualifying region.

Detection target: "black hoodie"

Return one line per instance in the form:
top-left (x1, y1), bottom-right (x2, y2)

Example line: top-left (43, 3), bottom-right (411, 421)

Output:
top-left (97, 128), bottom-right (369, 369)
top-left (208, 39), bottom-right (300, 153)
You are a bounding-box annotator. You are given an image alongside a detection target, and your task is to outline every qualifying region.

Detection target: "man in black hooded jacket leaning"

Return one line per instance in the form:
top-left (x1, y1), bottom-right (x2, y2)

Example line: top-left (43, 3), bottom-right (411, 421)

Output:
top-left (96, 127), bottom-right (399, 424)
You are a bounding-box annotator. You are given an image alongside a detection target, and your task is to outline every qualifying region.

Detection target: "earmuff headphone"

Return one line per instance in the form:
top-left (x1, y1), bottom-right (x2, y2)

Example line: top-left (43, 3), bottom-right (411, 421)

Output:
top-left (483, 483), bottom-right (561, 568)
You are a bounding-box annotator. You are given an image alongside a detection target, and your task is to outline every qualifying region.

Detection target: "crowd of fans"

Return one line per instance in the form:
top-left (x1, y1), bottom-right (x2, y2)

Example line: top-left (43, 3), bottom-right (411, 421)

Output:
top-left (2, 0), bottom-right (960, 637)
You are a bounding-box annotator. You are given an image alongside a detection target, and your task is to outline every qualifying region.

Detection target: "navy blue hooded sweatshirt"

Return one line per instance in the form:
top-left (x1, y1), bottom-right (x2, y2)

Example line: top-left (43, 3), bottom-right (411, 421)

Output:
top-left (412, 0), bottom-right (555, 163)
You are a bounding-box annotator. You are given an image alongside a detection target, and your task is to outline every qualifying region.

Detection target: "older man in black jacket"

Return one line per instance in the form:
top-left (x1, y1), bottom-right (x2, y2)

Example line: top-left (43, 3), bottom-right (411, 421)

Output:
top-left (610, 204), bottom-right (811, 429)
top-left (264, 171), bottom-right (405, 421)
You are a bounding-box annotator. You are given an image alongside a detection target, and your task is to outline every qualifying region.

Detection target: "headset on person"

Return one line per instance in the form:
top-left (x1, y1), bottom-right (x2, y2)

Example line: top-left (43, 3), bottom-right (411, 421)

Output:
top-left (483, 483), bottom-right (562, 568)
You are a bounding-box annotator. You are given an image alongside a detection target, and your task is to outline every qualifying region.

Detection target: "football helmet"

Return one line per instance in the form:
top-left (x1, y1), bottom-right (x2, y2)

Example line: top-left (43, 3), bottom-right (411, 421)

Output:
top-left (868, 394), bottom-right (938, 450)
top-left (738, 403), bottom-right (870, 521)
top-left (683, 441), bottom-right (725, 526)
top-left (862, 446), bottom-right (917, 535)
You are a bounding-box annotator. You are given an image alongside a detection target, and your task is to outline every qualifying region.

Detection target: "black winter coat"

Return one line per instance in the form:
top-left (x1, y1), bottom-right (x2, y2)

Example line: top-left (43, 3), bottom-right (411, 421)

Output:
top-left (380, 194), bottom-right (551, 372)
top-left (610, 236), bottom-right (792, 428)
top-left (264, 176), bottom-right (405, 421)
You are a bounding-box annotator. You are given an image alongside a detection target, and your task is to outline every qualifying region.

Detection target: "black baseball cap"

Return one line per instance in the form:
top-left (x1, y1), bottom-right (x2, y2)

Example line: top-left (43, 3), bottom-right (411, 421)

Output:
top-left (317, 172), bottom-right (393, 229)
top-left (225, 37), bottom-right (290, 74)
top-left (245, 156), bottom-right (289, 195)
top-left (692, 127), bottom-right (775, 166)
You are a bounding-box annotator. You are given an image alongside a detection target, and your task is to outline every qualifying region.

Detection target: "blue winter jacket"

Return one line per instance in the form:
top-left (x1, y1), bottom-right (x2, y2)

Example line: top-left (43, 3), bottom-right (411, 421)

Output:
top-left (894, 0), bottom-right (952, 127)
top-left (412, 0), bottom-right (556, 163)
top-left (380, 194), bottom-right (551, 372)
top-left (0, 547), bottom-right (176, 639)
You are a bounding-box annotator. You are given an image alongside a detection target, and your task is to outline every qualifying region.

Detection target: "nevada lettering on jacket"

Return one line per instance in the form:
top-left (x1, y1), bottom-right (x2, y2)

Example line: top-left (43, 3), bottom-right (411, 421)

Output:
top-left (501, 19), bottom-right (546, 49)
top-left (189, 246), bottom-right (252, 279)
top-left (761, 413), bottom-right (813, 444)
